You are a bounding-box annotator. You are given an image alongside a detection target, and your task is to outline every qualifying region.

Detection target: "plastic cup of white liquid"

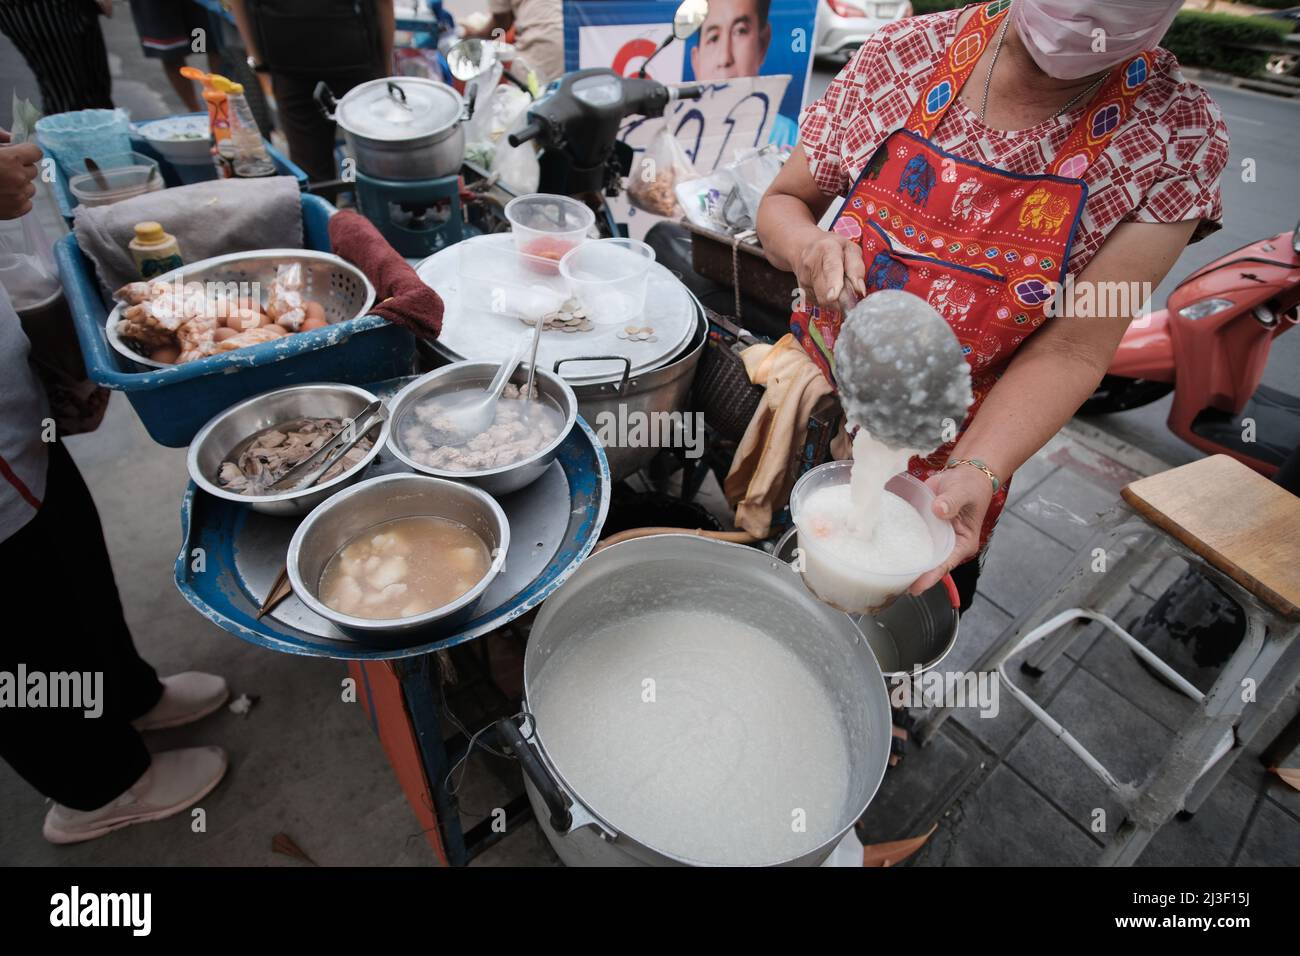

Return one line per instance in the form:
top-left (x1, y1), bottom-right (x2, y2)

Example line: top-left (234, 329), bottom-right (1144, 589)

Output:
top-left (789, 460), bottom-right (955, 614)
top-left (559, 238), bottom-right (655, 325)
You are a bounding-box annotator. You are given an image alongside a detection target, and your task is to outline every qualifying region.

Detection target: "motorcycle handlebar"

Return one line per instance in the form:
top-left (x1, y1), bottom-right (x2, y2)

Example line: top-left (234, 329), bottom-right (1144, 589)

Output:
top-left (508, 121), bottom-right (544, 148)
top-left (671, 84), bottom-right (704, 101)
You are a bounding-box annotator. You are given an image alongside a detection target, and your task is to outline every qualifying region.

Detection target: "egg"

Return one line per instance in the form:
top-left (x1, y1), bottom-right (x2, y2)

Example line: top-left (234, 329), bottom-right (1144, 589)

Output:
top-left (300, 315), bottom-right (328, 331)
top-left (213, 327), bottom-right (239, 343)
top-left (261, 324), bottom-right (289, 338)
top-left (150, 345), bottom-right (180, 363)
top-left (303, 300), bottom-right (326, 324)
top-left (227, 308), bottom-right (270, 331)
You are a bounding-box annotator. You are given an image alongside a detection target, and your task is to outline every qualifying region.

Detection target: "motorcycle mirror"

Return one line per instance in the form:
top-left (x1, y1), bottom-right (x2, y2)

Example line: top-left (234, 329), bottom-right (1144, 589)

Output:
top-left (673, 0), bottom-right (709, 40)
top-left (447, 39), bottom-right (496, 82)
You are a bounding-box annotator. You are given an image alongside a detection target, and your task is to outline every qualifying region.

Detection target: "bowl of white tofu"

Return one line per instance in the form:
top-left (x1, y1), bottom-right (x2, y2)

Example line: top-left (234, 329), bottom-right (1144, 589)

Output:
top-left (286, 472), bottom-right (510, 644)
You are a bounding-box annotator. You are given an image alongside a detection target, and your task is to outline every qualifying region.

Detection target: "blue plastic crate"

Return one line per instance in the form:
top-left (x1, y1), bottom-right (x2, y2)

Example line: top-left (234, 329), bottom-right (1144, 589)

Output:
top-left (59, 192), bottom-right (418, 448)
top-left (44, 113), bottom-right (309, 223)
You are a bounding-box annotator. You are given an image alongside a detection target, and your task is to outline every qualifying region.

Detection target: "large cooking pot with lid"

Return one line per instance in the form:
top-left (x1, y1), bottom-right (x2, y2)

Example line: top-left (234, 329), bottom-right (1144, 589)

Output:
top-left (499, 534), bottom-right (893, 866)
top-left (315, 77), bottom-right (465, 180)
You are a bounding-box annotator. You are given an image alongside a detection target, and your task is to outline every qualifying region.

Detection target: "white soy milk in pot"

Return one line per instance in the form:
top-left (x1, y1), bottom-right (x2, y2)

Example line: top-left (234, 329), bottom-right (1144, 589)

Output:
top-left (793, 290), bottom-right (972, 612)
top-left (530, 608), bottom-right (852, 865)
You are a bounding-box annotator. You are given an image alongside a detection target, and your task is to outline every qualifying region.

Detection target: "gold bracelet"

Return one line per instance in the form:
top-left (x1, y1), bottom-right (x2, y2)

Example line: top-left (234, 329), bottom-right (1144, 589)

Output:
top-left (944, 458), bottom-right (1001, 494)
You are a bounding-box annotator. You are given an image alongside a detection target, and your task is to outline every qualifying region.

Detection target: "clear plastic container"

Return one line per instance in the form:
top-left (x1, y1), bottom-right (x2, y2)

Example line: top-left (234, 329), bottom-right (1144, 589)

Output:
top-left (504, 193), bottom-right (595, 274)
top-left (558, 237), bottom-right (655, 325)
top-left (456, 234), bottom-right (569, 321)
top-left (789, 460), bottom-right (954, 613)
top-left (68, 152), bottom-right (164, 208)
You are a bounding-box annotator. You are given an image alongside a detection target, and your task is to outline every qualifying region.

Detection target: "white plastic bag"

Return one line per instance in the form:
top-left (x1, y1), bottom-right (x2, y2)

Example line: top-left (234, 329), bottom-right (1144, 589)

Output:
top-left (627, 125), bottom-right (696, 217)
top-left (493, 112), bottom-right (541, 195)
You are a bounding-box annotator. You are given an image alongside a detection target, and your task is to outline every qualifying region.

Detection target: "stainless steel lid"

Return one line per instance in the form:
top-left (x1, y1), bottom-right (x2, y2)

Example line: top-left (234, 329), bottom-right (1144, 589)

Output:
top-left (335, 77), bottom-right (462, 142)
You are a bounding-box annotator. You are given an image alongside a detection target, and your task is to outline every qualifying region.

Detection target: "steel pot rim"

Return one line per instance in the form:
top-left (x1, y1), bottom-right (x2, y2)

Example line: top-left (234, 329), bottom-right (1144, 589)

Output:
top-left (520, 533), bottom-right (892, 866)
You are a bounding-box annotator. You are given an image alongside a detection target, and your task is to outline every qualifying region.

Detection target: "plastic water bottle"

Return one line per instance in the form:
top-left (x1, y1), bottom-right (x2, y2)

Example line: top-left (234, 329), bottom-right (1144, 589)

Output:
top-left (214, 77), bottom-right (275, 178)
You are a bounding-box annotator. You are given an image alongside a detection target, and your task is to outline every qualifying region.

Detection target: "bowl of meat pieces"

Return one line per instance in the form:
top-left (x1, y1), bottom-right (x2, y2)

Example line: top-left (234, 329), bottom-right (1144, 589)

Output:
top-left (187, 382), bottom-right (390, 516)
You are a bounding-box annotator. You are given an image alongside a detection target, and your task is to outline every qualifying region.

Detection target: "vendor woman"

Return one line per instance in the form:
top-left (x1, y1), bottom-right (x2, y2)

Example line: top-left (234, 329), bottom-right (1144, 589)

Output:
top-left (758, 0), bottom-right (1227, 610)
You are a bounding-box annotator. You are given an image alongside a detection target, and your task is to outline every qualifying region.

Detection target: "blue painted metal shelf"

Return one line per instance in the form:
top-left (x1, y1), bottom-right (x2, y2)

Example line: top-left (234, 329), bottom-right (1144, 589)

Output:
top-left (175, 379), bottom-right (611, 661)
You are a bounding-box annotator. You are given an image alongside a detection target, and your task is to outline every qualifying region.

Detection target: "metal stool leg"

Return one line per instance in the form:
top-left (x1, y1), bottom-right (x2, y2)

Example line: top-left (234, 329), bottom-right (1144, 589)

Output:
top-left (1181, 619), bottom-right (1300, 816)
top-left (916, 512), bottom-right (1158, 745)
top-left (1098, 612), bottom-right (1275, 865)
top-left (1023, 521), bottom-right (1165, 674)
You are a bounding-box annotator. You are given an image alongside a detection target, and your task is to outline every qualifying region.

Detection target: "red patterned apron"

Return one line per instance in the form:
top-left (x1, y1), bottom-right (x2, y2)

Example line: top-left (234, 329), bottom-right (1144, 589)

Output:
top-left (791, 0), bottom-right (1154, 547)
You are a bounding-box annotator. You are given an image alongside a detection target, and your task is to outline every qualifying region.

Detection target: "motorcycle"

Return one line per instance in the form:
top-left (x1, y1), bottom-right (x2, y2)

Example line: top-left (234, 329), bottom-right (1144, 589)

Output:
top-left (447, 0), bottom-right (708, 237)
top-left (1085, 216), bottom-right (1300, 476)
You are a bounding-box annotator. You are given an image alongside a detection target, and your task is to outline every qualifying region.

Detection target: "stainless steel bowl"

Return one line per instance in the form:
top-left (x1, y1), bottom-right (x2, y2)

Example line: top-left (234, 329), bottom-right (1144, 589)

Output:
top-left (385, 362), bottom-right (578, 496)
top-left (286, 473), bottom-right (509, 645)
top-left (187, 383), bottom-right (390, 517)
top-left (106, 249), bottom-right (377, 370)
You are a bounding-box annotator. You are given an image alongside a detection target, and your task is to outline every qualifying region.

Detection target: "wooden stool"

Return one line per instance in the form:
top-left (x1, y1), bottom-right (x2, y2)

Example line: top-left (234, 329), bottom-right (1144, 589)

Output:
top-left (917, 455), bottom-right (1300, 865)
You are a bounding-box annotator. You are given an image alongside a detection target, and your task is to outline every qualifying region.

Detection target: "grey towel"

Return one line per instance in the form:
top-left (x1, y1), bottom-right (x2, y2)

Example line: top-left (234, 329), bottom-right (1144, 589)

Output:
top-left (72, 176), bottom-right (305, 295)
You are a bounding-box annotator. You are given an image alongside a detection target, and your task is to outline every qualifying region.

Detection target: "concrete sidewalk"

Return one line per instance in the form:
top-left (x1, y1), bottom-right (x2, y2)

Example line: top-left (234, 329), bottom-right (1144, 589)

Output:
top-left (858, 425), bottom-right (1300, 867)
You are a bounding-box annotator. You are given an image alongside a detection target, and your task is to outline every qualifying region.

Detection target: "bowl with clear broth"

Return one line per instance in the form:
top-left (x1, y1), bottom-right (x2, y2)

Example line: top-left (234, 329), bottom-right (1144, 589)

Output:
top-left (286, 473), bottom-right (509, 645)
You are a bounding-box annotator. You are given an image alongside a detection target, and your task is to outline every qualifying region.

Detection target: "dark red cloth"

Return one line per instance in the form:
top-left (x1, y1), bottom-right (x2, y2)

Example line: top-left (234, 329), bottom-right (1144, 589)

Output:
top-left (328, 210), bottom-right (443, 339)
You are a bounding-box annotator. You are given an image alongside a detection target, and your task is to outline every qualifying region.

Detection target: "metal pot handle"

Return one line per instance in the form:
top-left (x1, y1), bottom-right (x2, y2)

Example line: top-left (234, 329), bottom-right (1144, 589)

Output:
top-left (386, 81), bottom-right (412, 110)
top-left (314, 82), bottom-right (338, 121)
top-left (496, 716), bottom-right (574, 833)
top-left (553, 355), bottom-right (633, 396)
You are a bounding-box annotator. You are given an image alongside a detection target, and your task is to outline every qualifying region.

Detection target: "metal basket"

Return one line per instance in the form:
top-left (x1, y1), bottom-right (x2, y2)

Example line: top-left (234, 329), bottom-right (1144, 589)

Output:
top-left (106, 249), bottom-right (376, 369)
top-left (693, 308), bottom-right (766, 443)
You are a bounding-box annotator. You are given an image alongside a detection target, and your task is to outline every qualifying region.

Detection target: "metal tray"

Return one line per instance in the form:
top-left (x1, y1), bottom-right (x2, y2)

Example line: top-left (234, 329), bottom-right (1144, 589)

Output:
top-left (174, 376), bottom-right (611, 660)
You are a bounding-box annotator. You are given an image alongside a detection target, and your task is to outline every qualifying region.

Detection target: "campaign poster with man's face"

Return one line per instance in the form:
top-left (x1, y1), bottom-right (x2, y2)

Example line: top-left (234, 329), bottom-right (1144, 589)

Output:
top-left (562, 0), bottom-right (816, 128)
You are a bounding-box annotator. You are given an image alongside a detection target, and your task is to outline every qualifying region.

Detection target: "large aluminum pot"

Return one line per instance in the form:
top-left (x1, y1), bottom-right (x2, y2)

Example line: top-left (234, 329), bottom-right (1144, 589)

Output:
top-left (501, 534), bottom-right (892, 866)
top-left (551, 311), bottom-right (706, 482)
top-left (384, 361), bottom-right (578, 496)
top-left (315, 77), bottom-right (465, 180)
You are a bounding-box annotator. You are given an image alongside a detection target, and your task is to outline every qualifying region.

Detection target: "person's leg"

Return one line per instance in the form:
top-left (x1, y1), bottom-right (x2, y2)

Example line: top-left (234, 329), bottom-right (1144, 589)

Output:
top-left (161, 54), bottom-right (202, 112)
top-left (0, 0), bottom-right (113, 114)
top-left (270, 67), bottom-right (379, 183)
top-left (0, 442), bottom-right (159, 809)
top-left (269, 73), bottom-right (341, 183)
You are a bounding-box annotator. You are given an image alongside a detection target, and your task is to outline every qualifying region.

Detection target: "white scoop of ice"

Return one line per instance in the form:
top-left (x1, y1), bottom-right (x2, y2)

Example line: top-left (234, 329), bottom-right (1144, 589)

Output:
top-left (832, 290), bottom-right (973, 452)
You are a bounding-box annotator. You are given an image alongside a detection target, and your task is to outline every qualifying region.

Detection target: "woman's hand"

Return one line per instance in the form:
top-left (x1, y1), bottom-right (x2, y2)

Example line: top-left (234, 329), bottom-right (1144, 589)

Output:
top-left (794, 229), bottom-right (866, 312)
top-left (908, 464), bottom-right (994, 596)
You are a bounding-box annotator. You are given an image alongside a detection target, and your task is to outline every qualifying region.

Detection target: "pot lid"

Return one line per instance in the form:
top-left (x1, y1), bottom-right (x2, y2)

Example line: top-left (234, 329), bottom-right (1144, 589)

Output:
top-left (336, 78), bottom-right (461, 141)
top-left (415, 235), bottom-right (697, 385)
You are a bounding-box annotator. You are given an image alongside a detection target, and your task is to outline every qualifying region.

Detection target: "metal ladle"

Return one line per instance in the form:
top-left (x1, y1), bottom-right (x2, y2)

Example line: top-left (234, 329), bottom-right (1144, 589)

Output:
top-left (833, 289), bottom-right (973, 452)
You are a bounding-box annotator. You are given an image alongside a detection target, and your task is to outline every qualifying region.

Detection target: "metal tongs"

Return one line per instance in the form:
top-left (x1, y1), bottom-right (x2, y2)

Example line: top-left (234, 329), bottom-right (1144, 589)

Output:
top-left (267, 401), bottom-right (387, 493)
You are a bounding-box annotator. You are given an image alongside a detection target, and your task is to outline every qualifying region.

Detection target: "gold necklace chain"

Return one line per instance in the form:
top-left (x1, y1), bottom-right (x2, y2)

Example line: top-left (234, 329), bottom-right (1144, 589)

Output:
top-left (979, 11), bottom-right (1106, 123)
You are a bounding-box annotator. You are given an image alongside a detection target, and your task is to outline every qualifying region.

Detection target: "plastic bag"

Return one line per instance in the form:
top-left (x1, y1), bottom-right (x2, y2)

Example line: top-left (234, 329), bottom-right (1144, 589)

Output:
top-left (627, 125), bottom-right (696, 217)
top-left (493, 112), bottom-right (541, 195)
top-left (728, 146), bottom-right (785, 224)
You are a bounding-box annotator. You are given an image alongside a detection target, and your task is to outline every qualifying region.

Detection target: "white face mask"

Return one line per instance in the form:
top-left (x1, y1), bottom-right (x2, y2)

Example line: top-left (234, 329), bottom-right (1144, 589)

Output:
top-left (1012, 0), bottom-right (1182, 80)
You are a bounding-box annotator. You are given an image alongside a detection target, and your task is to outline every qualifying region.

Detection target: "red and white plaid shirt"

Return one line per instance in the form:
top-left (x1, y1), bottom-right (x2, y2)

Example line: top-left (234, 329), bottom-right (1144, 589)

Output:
top-left (800, 9), bottom-right (1231, 275)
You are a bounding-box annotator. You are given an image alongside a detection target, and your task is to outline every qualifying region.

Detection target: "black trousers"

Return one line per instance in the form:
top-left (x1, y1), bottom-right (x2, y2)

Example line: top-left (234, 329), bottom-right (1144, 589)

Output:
top-left (270, 67), bottom-right (378, 183)
top-left (0, 0), bottom-right (113, 115)
top-left (0, 442), bottom-right (163, 811)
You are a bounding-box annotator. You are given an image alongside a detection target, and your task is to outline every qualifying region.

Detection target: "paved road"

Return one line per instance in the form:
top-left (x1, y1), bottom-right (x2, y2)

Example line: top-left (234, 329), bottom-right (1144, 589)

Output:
top-left (811, 59), bottom-right (1300, 466)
